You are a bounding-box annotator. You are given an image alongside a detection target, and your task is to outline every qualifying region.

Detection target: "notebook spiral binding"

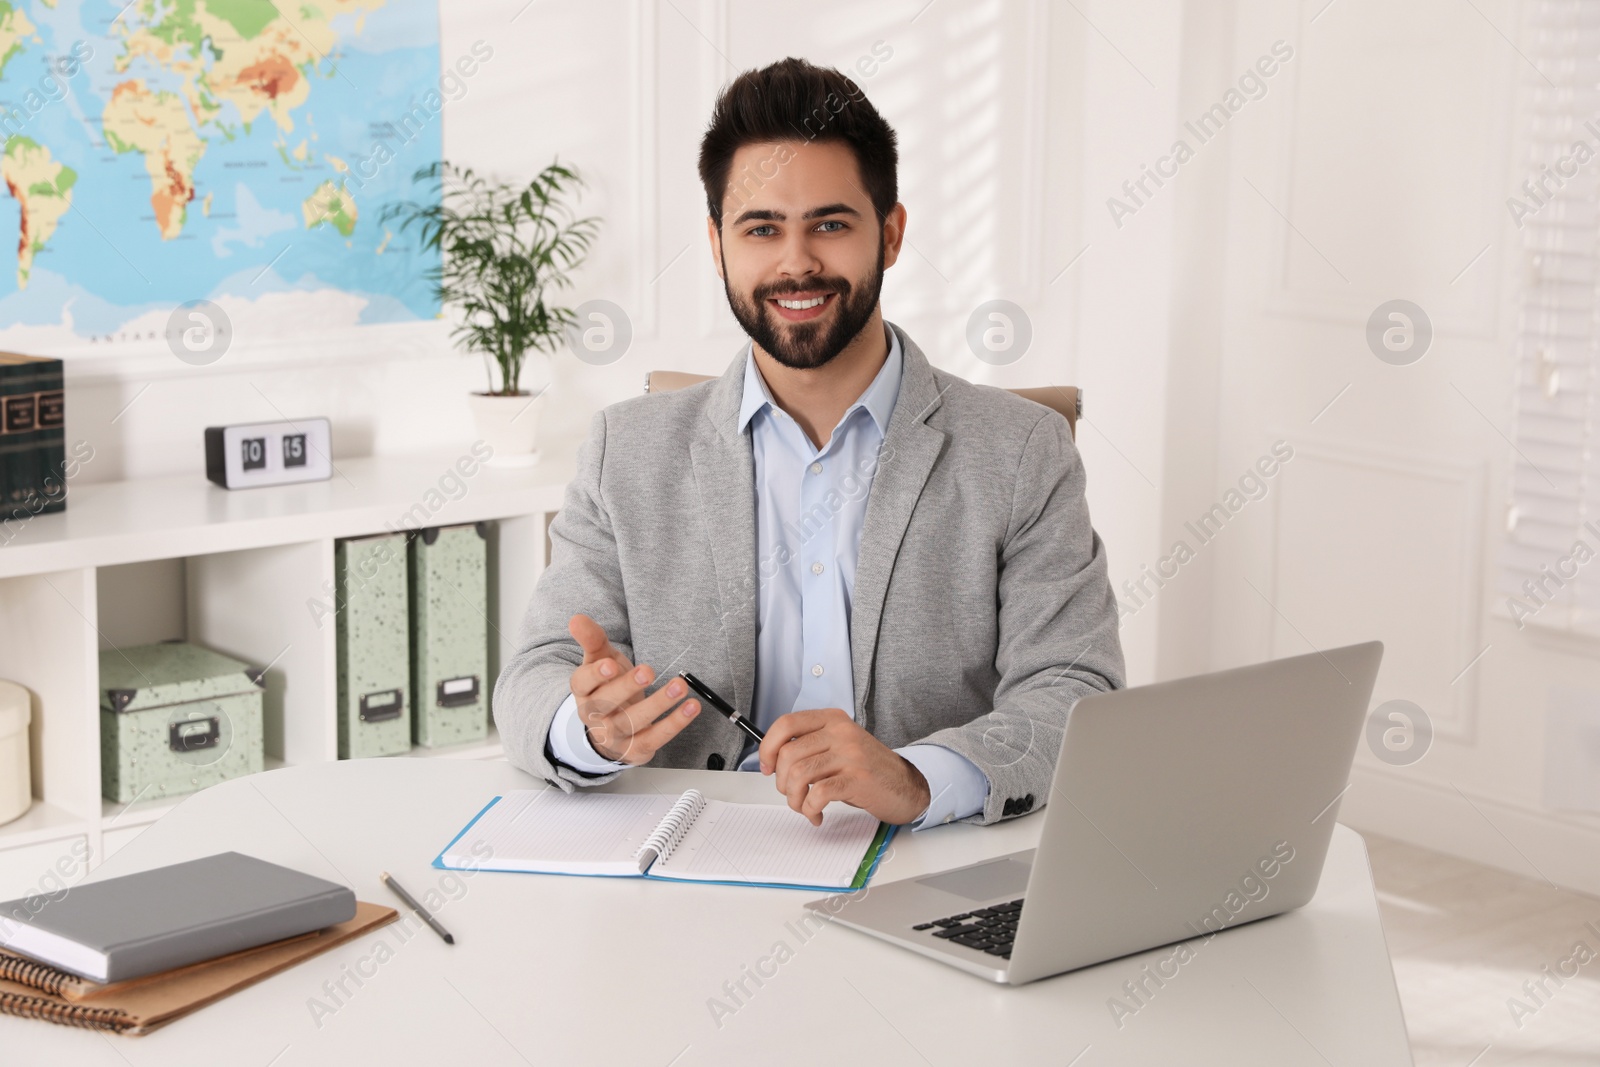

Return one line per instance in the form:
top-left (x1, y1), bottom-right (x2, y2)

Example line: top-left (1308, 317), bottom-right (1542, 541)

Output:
top-left (634, 788), bottom-right (707, 866)
top-left (0, 990), bottom-right (132, 1032)
top-left (0, 952), bottom-right (72, 997)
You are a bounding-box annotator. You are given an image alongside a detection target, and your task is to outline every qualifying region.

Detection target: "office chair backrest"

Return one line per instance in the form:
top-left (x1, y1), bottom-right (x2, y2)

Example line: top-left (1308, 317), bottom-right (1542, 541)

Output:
top-left (643, 371), bottom-right (1079, 439)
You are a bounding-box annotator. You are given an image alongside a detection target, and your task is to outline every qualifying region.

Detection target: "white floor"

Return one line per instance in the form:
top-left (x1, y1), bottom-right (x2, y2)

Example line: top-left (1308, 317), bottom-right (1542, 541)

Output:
top-left (1364, 832), bottom-right (1600, 1067)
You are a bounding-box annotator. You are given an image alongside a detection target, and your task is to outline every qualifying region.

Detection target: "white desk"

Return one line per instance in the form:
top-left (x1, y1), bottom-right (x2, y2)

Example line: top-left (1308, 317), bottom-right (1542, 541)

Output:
top-left (1, 760), bottom-right (1414, 1065)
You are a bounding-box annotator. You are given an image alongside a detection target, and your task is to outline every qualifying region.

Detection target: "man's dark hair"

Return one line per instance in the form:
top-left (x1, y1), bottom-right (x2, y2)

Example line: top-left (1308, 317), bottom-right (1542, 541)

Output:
top-left (698, 57), bottom-right (898, 230)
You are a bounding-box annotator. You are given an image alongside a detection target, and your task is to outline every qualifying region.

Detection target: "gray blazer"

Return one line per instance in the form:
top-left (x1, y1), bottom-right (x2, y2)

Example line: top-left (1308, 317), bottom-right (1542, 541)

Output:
top-left (493, 321), bottom-right (1125, 825)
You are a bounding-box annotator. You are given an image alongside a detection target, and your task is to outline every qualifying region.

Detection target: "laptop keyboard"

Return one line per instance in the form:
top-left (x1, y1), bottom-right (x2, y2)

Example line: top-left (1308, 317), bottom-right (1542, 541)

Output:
top-left (912, 898), bottom-right (1023, 959)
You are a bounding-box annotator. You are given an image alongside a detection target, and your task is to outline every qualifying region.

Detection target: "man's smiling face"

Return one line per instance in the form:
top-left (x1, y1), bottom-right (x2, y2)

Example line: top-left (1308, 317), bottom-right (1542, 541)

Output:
top-left (710, 139), bottom-right (898, 370)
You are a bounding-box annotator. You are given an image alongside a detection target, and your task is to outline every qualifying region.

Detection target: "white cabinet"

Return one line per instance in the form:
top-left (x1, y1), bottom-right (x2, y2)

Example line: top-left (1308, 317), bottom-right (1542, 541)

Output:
top-left (0, 450), bottom-right (570, 887)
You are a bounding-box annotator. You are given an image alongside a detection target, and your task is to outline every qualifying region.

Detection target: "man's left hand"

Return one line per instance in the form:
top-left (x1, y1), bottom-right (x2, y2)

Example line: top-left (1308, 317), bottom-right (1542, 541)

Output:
top-left (759, 708), bottom-right (931, 826)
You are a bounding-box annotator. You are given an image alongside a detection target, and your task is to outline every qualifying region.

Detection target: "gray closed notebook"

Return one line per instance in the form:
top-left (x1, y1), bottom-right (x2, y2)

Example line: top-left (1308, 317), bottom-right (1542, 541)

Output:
top-left (0, 852), bottom-right (356, 983)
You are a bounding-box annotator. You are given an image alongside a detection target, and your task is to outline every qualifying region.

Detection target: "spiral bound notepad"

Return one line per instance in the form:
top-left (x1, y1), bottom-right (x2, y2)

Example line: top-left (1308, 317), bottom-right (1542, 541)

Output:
top-left (0, 902), bottom-right (397, 1035)
top-left (432, 788), bottom-right (894, 891)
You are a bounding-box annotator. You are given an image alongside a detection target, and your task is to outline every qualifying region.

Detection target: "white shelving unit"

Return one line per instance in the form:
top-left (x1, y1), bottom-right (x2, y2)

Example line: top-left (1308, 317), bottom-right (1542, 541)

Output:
top-left (0, 448), bottom-right (573, 896)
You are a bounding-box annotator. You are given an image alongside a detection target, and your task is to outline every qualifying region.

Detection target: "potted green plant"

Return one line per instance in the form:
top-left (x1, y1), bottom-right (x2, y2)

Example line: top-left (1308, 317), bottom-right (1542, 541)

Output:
top-left (382, 160), bottom-right (600, 466)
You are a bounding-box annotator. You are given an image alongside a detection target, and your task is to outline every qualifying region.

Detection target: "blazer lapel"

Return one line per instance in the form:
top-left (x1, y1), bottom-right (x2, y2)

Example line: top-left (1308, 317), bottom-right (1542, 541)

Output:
top-left (689, 352), bottom-right (759, 718)
top-left (850, 324), bottom-right (947, 726)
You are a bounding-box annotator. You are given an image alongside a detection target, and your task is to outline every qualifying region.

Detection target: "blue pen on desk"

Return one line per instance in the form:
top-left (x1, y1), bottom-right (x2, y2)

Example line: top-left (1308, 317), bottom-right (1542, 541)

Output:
top-left (681, 671), bottom-right (764, 744)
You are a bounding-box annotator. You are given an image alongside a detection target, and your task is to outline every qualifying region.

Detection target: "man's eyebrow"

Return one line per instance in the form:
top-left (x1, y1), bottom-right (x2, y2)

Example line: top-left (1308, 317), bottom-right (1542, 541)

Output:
top-left (728, 203), bottom-right (863, 227)
top-left (800, 204), bottom-right (864, 220)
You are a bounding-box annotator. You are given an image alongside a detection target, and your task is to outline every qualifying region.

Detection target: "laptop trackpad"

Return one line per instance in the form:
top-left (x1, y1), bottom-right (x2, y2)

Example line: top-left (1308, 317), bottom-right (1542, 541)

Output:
top-left (917, 857), bottom-right (1032, 902)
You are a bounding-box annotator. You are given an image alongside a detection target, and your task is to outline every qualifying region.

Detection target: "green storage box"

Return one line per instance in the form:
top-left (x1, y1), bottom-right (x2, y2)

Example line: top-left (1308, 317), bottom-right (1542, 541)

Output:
top-left (99, 641), bottom-right (265, 804)
top-left (409, 522), bottom-right (490, 748)
top-left (336, 532), bottom-right (412, 759)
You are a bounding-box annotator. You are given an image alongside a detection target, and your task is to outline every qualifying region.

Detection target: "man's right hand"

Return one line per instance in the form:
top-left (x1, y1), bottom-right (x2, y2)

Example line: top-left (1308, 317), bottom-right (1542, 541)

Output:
top-left (568, 613), bottom-right (700, 764)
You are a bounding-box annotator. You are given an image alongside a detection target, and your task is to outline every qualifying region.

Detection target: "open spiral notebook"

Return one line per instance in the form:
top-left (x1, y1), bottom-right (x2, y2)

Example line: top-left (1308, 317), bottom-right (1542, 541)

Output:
top-left (432, 788), bottom-right (895, 891)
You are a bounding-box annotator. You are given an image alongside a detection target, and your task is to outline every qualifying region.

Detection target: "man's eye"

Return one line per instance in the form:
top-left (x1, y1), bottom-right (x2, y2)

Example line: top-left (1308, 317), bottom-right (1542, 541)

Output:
top-left (749, 225), bottom-right (776, 237)
top-left (816, 220), bottom-right (845, 232)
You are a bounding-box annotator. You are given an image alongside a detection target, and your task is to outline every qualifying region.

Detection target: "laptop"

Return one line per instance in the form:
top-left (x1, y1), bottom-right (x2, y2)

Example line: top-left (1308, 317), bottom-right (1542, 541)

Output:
top-left (804, 641), bottom-right (1383, 985)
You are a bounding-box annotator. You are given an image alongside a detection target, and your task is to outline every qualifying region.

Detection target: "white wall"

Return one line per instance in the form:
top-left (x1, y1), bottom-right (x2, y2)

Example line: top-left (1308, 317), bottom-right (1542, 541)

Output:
top-left (1188, 0), bottom-right (1600, 894)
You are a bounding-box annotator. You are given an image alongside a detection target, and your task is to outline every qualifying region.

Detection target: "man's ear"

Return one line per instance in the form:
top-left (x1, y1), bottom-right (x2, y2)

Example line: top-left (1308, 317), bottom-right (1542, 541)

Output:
top-left (880, 202), bottom-right (907, 271)
top-left (706, 215), bottom-right (724, 280)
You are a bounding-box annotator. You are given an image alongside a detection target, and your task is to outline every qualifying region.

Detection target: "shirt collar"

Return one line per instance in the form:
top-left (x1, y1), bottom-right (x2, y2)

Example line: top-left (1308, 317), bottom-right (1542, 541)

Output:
top-left (737, 322), bottom-right (903, 437)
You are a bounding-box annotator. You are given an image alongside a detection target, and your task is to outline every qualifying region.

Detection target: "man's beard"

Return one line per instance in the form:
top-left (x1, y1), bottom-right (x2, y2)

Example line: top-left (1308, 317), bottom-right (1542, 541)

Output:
top-left (721, 240), bottom-right (885, 371)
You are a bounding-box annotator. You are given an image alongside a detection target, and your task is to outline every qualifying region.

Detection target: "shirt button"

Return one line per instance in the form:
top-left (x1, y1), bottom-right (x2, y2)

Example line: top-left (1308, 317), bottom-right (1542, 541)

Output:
top-left (811, 561), bottom-right (824, 575)
top-left (811, 664), bottom-right (824, 677)
top-left (810, 461), bottom-right (823, 474)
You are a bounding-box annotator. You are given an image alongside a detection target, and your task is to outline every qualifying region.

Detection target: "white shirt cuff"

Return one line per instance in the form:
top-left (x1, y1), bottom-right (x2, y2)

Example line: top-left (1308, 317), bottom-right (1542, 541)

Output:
top-left (896, 744), bottom-right (989, 830)
top-left (548, 690), bottom-right (628, 775)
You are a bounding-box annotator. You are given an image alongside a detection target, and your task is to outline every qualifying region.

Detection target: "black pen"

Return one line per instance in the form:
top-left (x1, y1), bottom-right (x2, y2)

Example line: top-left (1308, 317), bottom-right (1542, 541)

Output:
top-left (381, 871), bottom-right (454, 945)
top-left (681, 671), bottom-right (765, 744)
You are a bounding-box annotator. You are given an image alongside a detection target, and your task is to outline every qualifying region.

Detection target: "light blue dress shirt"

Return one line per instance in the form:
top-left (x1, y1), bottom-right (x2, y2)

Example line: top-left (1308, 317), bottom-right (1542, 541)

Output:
top-left (548, 324), bottom-right (989, 828)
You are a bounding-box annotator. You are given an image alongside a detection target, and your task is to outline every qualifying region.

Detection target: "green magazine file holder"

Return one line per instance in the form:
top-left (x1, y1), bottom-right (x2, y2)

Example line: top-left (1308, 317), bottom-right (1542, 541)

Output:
top-left (408, 523), bottom-right (489, 748)
top-left (336, 533), bottom-right (412, 758)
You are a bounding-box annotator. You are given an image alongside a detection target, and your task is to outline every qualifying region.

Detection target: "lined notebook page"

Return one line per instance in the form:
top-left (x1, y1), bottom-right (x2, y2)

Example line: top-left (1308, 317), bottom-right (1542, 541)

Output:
top-left (649, 801), bottom-right (882, 888)
top-left (439, 790), bottom-right (674, 876)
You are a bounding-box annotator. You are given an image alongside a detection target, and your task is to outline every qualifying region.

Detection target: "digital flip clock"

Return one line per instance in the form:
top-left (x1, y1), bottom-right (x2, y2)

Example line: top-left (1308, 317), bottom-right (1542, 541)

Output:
top-left (204, 418), bottom-right (333, 489)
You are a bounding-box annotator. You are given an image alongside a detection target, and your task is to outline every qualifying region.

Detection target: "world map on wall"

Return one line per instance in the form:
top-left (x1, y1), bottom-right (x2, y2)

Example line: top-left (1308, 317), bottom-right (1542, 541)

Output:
top-left (0, 0), bottom-right (441, 348)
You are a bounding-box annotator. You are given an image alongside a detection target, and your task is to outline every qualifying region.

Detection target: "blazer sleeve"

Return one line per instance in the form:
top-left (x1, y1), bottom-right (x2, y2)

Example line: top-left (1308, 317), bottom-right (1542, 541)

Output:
top-left (909, 409), bottom-right (1126, 824)
top-left (493, 408), bottom-right (633, 791)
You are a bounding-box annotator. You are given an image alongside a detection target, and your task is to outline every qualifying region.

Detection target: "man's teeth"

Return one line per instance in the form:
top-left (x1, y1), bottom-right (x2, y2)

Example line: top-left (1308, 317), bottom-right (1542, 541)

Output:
top-left (776, 295), bottom-right (828, 310)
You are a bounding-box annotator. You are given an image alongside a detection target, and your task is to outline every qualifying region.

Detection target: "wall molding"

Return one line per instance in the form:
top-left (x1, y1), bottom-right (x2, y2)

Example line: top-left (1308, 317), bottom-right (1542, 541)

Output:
top-left (696, 0), bottom-right (734, 342)
top-left (1253, 0), bottom-right (1514, 339)
top-left (1269, 436), bottom-right (1487, 742)
top-left (630, 0), bottom-right (662, 343)
top-left (1017, 0), bottom-right (1050, 303)
top-left (1341, 762), bottom-right (1600, 898)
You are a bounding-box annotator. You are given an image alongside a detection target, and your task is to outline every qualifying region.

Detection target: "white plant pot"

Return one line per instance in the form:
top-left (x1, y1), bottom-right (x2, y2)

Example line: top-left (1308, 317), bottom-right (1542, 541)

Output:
top-left (467, 390), bottom-right (546, 468)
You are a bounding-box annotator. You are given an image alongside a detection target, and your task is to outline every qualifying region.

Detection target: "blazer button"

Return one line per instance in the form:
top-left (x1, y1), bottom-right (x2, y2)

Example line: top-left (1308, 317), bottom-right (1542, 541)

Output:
top-left (1023, 793), bottom-right (1034, 812)
top-left (1002, 798), bottom-right (1016, 817)
top-left (706, 753), bottom-right (725, 771)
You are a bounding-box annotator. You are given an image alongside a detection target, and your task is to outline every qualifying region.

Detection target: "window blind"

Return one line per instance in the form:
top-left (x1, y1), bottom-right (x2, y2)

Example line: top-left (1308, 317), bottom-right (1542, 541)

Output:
top-left (1503, 1), bottom-right (1600, 634)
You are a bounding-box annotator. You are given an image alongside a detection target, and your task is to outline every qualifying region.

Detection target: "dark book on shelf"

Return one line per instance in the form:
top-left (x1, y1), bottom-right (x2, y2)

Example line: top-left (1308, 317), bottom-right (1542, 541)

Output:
top-left (0, 352), bottom-right (66, 523)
